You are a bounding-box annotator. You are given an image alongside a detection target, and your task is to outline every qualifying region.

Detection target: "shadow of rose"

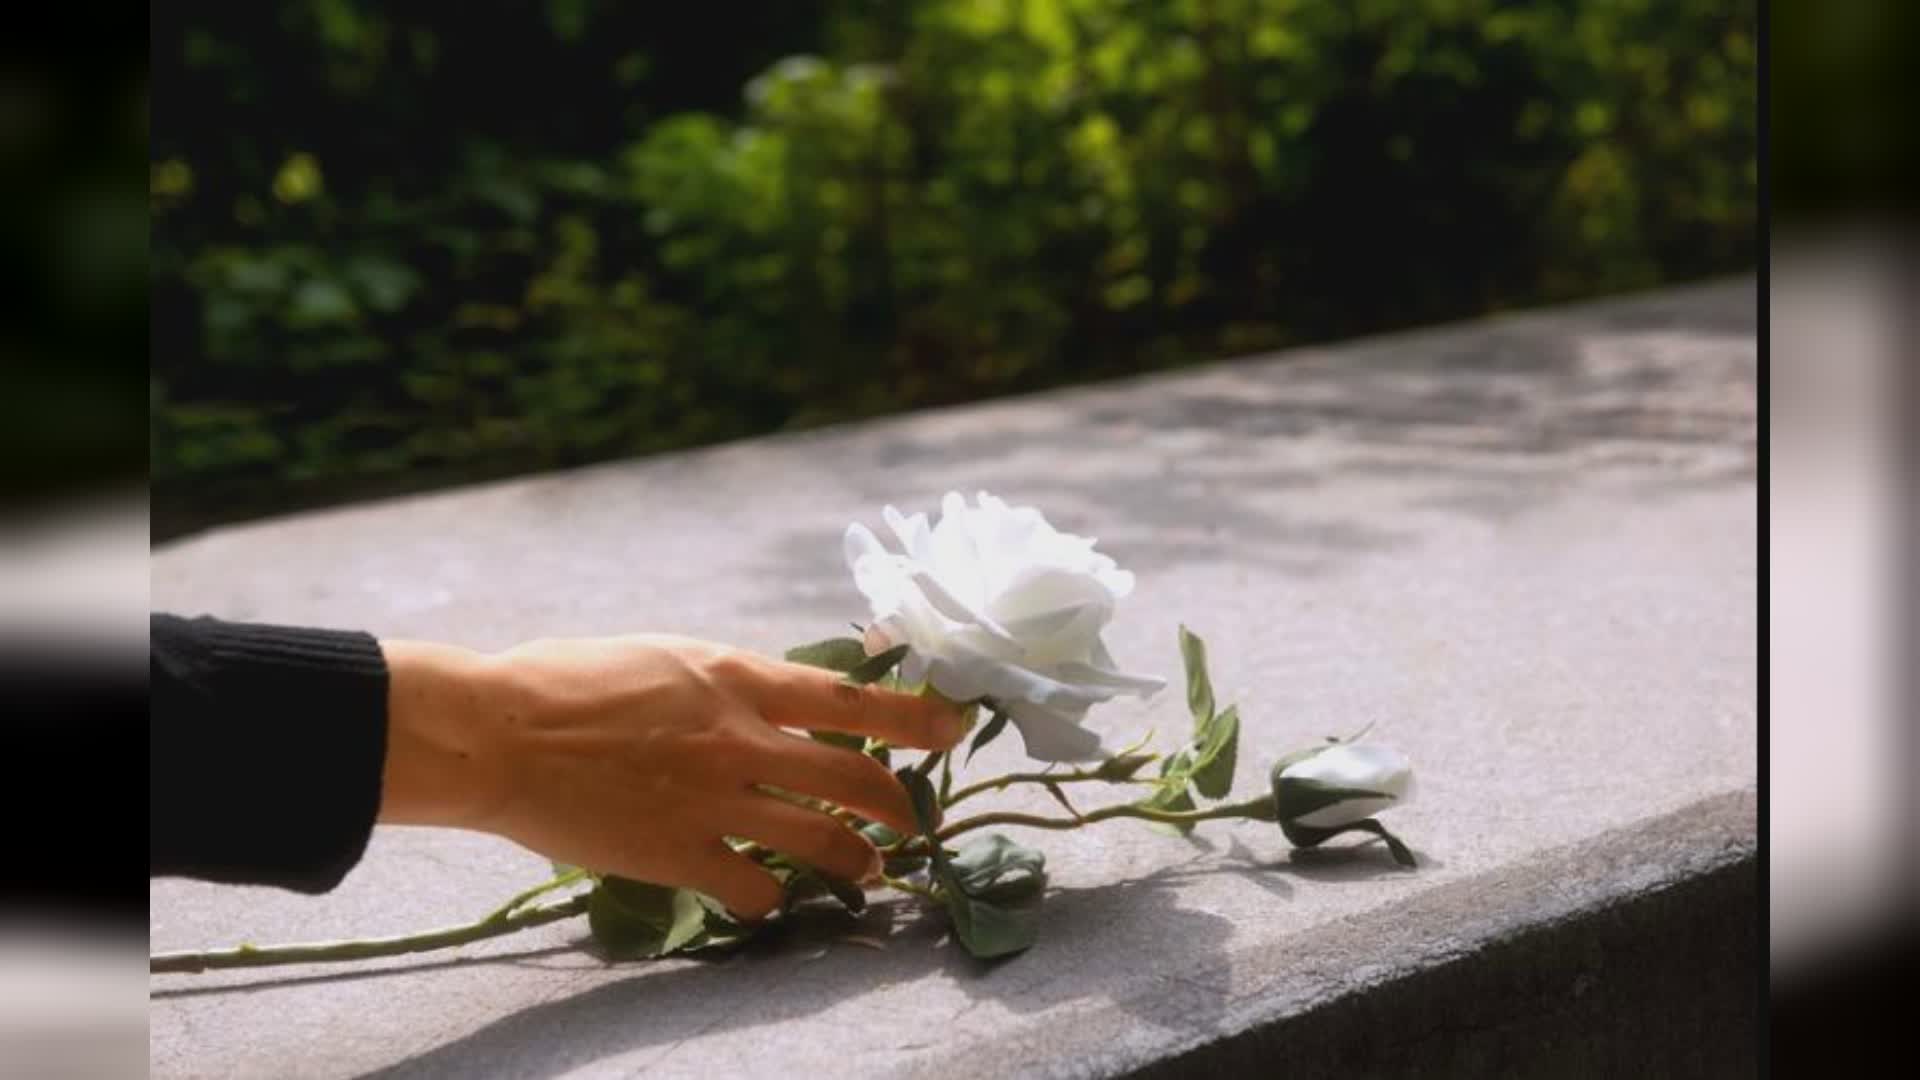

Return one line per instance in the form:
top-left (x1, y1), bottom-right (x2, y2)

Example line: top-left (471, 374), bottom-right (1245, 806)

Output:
top-left (301, 838), bottom-right (1431, 1078)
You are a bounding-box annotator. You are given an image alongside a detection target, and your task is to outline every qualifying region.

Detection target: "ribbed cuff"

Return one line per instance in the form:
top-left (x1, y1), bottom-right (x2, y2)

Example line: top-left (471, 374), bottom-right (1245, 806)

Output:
top-left (150, 615), bottom-right (392, 894)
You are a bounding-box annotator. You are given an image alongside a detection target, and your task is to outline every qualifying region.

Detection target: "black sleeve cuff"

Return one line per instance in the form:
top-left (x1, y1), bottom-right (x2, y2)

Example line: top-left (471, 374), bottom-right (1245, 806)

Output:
top-left (150, 615), bottom-right (392, 894)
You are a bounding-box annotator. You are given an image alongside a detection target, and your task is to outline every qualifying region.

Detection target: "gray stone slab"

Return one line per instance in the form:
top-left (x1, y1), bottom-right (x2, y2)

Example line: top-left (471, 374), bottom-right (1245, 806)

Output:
top-left (150, 277), bottom-right (1758, 1078)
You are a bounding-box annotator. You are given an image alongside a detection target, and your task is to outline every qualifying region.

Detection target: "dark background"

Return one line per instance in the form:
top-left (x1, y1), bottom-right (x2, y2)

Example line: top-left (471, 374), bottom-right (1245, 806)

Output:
top-left (149, 0), bottom-right (1758, 541)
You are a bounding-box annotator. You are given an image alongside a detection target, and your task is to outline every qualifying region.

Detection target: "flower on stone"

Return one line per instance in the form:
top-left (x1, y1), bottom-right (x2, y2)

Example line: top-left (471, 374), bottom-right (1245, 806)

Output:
top-left (1271, 743), bottom-right (1415, 830)
top-left (843, 491), bottom-right (1165, 762)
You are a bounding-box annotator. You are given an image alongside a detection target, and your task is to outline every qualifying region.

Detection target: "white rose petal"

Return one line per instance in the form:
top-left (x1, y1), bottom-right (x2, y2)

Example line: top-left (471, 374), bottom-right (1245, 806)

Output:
top-left (843, 491), bottom-right (1165, 762)
top-left (1277, 743), bottom-right (1415, 828)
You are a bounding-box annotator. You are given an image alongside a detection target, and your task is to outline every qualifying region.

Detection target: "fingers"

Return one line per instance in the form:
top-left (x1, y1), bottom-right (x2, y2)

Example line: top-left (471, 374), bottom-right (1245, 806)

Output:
top-left (687, 843), bottom-right (786, 922)
top-left (750, 660), bottom-right (967, 750)
top-left (748, 731), bottom-right (920, 835)
top-left (730, 795), bottom-right (880, 886)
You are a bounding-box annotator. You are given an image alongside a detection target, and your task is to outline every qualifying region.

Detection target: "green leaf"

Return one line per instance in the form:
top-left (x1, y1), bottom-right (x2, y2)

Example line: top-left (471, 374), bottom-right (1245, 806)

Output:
top-left (819, 873), bottom-right (870, 914)
top-left (1190, 705), bottom-right (1240, 800)
top-left (945, 891), bottom-right (1040, 959)
top-left (588, 877), bottom-right (708, 958)
top-left (684, 896), bottom-right (755, 951)
top-left (1136, 748), bottom-right (1198, 834)
top-left (903, 769), bottom-right (1039, 960)
top-left (1178, 624), bottom-right (1215, 728)
top-left (949, 834), bottom-right (1047, 904)
top-left (810, 730), bottom-right (867, 752)
top-left (965, 708), bottom-right (1011, 765)
top-left (1137, 780), bottom-right (1197, 836)
top-left (785, 637), bottom-right (868, 673)
top-left (763, 849), bottom-right (871, 916)
top-left (844, 644), bottom-right (911, 686)
top-left (1094, 751), bottom-right (1157, 781)
top-left (864, 822), bottom-right (927, 876)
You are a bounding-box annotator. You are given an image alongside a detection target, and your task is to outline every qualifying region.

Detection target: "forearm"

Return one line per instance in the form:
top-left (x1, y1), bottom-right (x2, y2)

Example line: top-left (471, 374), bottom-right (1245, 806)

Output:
top-left (375, 638), bottom-right (514, 832)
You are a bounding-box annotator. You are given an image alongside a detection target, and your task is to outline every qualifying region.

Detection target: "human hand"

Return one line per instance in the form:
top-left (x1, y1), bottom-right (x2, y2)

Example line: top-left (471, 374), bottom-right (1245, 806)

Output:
top-left (375, 634), bottom-right (965, 919)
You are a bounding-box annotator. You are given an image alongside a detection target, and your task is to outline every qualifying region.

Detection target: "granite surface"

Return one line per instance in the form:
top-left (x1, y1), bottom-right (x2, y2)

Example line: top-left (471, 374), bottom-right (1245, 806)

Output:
top-left (151, 277), bottom-right (1757, 1078)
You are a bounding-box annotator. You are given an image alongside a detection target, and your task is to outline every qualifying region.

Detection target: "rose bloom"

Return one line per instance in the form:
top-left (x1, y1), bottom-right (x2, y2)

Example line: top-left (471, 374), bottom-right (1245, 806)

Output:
top-left (843, 491), bottom-right (1164, 761)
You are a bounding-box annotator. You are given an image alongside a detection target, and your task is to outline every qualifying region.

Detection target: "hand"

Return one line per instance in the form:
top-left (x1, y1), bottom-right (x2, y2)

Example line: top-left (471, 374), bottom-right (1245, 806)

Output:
top-left (375, 633), bottom-right (965, 920)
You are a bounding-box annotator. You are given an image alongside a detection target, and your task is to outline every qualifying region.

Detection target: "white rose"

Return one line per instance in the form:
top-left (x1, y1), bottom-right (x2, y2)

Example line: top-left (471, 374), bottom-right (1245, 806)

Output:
top-left (1273, 743), bottom-right (1415, 829)
top-left (842, 491), bottom-right (1165, 762)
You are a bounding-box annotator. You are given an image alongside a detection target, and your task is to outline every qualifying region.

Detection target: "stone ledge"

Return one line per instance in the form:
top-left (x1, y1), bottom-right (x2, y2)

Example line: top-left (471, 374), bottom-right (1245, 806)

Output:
top-left (1083, 791), bottom-right (1756, 1080)
top-left (151, 277), bottom-right (1756, 1078)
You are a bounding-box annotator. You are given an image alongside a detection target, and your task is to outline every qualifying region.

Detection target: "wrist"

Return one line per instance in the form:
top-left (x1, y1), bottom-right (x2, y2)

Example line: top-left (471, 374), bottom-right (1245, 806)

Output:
top-left (377, 638), bottom-right (516, 831)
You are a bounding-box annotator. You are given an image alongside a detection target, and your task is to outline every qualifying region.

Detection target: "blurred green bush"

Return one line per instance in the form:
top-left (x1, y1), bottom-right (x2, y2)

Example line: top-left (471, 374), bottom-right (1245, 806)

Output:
top-left (152, 0), bottom-right (1755, 538)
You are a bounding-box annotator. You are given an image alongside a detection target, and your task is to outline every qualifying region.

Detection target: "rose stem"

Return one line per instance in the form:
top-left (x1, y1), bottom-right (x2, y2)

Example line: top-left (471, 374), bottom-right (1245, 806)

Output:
top-left (150, 893), bottom-right (590, 975)
top-left (943, 767), bottom-right (1157, 809)
top-left (913, 794), bottom-right (1277, 851)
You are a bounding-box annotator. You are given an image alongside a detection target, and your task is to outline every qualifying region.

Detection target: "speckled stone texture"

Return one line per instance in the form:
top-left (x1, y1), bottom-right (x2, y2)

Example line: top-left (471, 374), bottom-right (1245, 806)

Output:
top-left (151, 277), bottom-right (1757, 1079)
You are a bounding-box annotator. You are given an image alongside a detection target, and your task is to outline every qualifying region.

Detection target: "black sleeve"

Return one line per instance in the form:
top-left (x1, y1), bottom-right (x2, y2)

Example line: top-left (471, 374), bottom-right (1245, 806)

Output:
top-left (149, 614), bottom-right (392, 894)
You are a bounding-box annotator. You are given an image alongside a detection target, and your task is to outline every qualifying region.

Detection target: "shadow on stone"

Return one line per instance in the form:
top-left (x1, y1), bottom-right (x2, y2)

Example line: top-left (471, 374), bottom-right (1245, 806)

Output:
top-left (341, 840), bottom-right (1426, 1078)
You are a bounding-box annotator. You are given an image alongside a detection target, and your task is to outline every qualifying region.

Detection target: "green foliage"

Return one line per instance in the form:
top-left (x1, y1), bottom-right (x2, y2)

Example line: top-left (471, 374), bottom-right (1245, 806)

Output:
top-left (588, 876), bottom-right (744, 958)
top-left (843, 644), bottom-right (911, 685)
top-left (1138, 625), bottom-right (1240, 828)
top-left (964, 707), bottom-right (1012, 765)
top-left (153, 0), bottom-right (1756, 535)
top-left (786, 637), bottom-right (869, 673)
top-left (786, 638), bottom-right (885, 751)
top-left (1190, 705), bottom-right (1240, 800)
top-left (903, 768), bottom-right (1040, 959)
top-left (949, 834), bottom-right (1048, 904)
top-left (1179, 625), bottom-right (1215, 726)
